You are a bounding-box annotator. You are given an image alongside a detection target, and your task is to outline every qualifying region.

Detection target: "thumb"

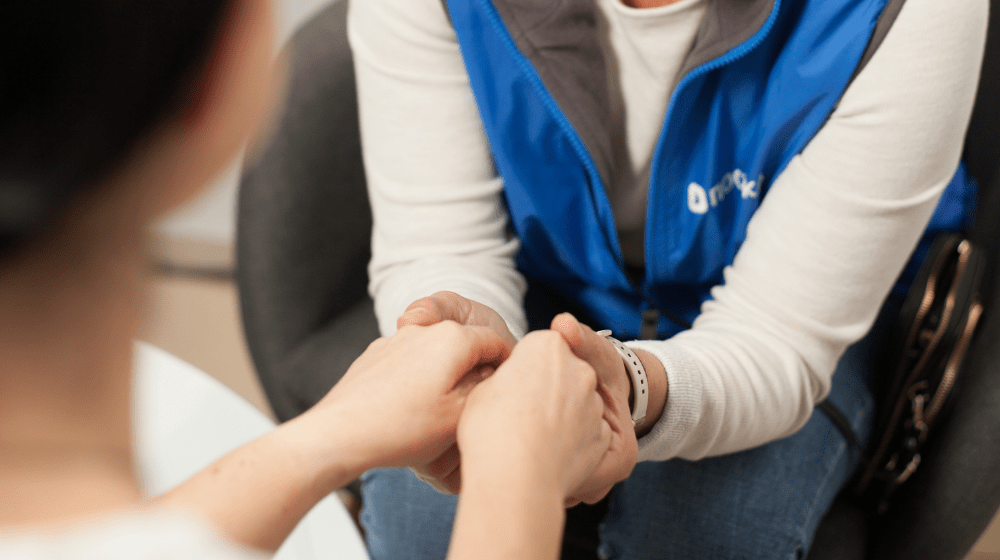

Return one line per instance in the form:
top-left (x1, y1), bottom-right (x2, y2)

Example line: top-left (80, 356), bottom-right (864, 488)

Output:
top-left (398, 292), bottom-right (471, 330)
top-left (398, 302), bottom-right (443, 329)
top-left (550, 313), bottom-right (598, 360)
top-left (550, 312), bottom-right (583, 344)
top-left (449, 324), bottom-right (511, 393)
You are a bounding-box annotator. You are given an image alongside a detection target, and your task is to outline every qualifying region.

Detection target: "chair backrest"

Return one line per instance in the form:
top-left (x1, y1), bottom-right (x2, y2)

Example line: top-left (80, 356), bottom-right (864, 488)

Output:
top-left (965, 0), bottom-right (1000, 196)
top-left (237, 0), bottom-right (378, 422)
top-left (871, 2), bottom-right (1000, 557)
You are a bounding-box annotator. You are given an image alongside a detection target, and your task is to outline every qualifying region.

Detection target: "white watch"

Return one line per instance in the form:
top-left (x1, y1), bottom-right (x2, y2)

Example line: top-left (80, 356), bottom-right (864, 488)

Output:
top-left (596, 330), bottom-right (648, 429)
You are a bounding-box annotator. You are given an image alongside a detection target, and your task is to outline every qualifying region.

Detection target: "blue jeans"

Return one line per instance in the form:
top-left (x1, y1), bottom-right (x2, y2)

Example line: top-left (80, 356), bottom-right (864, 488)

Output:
top-left (360, 300), bottom-right (896, 560)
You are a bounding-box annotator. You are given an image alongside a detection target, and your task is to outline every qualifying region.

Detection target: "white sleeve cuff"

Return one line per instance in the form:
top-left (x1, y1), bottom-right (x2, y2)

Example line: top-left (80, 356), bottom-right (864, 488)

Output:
top-left (625, 340), bottom-right (706, 462)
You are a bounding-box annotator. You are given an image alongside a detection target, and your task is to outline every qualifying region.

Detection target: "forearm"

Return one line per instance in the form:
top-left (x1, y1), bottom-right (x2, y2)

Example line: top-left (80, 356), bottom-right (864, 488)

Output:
top-left (448, 468), bottom-right (565, 560)
top-left (350, 0), bottom-right (528, 339)
top-left (621, 0), bottom-right (986, 462)
top-left (155, 411), bottom-right (366, 552)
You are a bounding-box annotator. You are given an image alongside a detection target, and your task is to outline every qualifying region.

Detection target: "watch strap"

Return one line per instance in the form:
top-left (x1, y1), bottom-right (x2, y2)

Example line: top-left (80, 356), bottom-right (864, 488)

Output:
top-left (596, 330), bottom-right (648, 429)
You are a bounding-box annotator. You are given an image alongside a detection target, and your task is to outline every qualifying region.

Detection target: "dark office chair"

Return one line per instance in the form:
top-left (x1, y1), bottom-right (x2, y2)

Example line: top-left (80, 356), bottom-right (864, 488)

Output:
top-left (807, 0), bottom-right (1000, 557)
top-left (237, 0), bottom-right (377, 423)
top-left (236, 1), bottom-right (1000, 558)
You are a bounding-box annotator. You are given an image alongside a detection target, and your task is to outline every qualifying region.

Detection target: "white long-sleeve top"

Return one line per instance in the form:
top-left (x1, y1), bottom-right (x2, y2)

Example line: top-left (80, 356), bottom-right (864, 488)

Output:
top-left (348, 0), bottom-right (988, 461)
top-left (0, 509), bottom-right (265, 560)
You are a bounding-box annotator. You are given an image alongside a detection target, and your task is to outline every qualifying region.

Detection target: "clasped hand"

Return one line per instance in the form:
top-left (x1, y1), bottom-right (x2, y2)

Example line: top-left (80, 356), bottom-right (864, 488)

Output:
top-left (391, 291), bottom-right (639, 505)
top-left (310, 291), bottom-right (637, 505)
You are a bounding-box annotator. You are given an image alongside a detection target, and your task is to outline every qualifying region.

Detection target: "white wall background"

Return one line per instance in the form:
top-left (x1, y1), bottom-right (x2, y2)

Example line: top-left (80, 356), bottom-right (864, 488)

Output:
top-left (151, 0), bottom-right (337, 272)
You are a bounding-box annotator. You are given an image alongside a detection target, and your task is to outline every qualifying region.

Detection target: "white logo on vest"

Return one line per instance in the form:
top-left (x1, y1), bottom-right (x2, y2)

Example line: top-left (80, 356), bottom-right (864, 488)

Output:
top-left (687, 169), bottom-right (763, 215)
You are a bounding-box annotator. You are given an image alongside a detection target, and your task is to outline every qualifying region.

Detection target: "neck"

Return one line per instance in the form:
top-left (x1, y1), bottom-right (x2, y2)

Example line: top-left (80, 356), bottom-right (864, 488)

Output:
top-left (0, 195), bottom-right (148, 526)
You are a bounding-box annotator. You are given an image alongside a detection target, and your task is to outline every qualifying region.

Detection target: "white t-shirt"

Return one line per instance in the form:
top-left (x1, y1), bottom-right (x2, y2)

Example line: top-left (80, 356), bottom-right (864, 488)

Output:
top-left (0, 509), bottom-right (266, 560)
top-left (348, 0), bottom-right (988, 461)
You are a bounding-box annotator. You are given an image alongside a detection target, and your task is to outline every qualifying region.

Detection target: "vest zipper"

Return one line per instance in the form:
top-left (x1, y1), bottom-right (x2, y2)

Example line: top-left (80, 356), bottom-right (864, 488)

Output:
top-left (644, 1), bottom-right (782, 283)
top-left (640, 308), bottom-right (660, 340)
top-left (635, 5), bottom-right (781, 336)
top-left (472, 0), bottom-right (776, 338)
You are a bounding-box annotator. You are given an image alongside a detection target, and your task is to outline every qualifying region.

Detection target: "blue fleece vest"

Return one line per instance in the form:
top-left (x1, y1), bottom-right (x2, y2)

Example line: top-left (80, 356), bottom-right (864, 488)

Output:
top-left (443, 0), bottom-right (975, 339)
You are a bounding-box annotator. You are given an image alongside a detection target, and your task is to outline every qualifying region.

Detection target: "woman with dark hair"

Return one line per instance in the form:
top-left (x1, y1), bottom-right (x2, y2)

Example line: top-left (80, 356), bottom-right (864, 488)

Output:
top-left (0, 1), bottom-right (613, 558)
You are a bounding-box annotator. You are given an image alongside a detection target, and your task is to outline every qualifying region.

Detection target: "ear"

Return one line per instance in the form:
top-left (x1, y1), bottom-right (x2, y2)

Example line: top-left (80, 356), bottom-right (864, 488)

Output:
top-left (144, 0), bottom-right (279, 217)
top-left (178, 0), bottom-right (278, 152)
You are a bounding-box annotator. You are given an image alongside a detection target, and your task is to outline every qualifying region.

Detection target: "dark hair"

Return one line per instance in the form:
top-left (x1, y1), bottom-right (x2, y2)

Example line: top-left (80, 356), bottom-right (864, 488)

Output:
top-left (0, 1), bottom-right (235, 254)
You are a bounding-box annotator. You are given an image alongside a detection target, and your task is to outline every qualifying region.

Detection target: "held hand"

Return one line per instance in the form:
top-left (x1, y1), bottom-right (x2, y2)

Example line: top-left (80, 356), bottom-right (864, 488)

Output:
top-left (457, 331), bottom-right (613, 497)
top-left (396, 291), bottom-right (518, 492)
top-left (309, 321), bottom-right (510, 472)
top-left (398, 291), bottom-right (518, 350)
top-left (550, 313), bottom-right (638, 505)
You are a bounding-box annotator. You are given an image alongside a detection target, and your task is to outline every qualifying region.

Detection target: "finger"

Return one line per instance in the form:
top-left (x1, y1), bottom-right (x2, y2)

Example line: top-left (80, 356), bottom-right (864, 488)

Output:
top-left (397, 298), bottom-right (446, 329)
top-left (579, 484), bottom-right (615, 505)
top-left (550, 312), bottom-right (585, 350)
top-left (587, 380), bottom-right (605, 412)
top-left (429, 323), bottom-right (510, 394)
top-left (453, 363), bottom-right (497, 396)
top-left (412, 467), bottom-right (459, 495)
top-left (423, 444), bottom-right (462, 480)
top-left (581, 388), bottom-right (609, 435)
top-left (550, 313), bottom-right (607, 366)
top-left (458, 324), bottom-right (514, 369)
top-left (439, 464), bottom-right (462, 494)
top-left (600, 418), bottom-right (613, 448)
top-left (398, 291), bottom-right (471, 329)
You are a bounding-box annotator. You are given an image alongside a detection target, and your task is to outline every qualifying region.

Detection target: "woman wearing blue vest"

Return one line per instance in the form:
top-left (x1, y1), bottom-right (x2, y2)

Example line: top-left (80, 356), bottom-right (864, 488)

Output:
top-left (349, 0), bottom-right (987, 557)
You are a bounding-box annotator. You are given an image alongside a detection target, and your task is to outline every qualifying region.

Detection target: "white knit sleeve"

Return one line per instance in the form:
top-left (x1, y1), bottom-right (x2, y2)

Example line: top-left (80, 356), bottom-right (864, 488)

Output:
top-left (348, 0), bottom-right (528, 338)
top-left (629, 0), bottom-right (988, 461)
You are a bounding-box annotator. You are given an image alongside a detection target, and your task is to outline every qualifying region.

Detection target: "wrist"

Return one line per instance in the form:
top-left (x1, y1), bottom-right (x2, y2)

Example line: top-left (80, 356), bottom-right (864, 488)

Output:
top-left (461, 441), bottom-right (570, 498)
top-left (452, 462), bottom-right (566, 560)
top-left (631, 348), bottom-right (667, 438)
top-left (597, 331), bottom-right (648, 429)
top-left (277, 408), bottom-right (371, 495)
top-left (462, 456), bottom-right (567, 505)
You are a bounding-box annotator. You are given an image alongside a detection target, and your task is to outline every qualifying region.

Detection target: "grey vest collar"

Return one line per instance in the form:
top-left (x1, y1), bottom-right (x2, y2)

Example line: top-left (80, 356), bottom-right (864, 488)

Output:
top-left (453, 0), bottom-right (903, 190)
top-left (485, 0), bottom-right (776, 188)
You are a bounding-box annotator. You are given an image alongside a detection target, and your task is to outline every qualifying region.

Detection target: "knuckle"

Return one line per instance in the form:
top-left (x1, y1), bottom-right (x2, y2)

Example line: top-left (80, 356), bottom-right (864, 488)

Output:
top-left (575, 359), bottom-right (597, 382)
top-left (441, 319), bottom-right (470, 340)
top-left (581, 488), bottom-right (611, 505)
top-left (366, 337), bottom-right (389, 352)
top-left (535, 330), bottom-right (567, 350)
top-left (517, 330), bottom-right (544, 351)
top-left (589, 390), bottom-right (604, 412)
top-left (434, 319), bottom-right (463, 336)
top-left (395, 324), bottom-right (420, 339)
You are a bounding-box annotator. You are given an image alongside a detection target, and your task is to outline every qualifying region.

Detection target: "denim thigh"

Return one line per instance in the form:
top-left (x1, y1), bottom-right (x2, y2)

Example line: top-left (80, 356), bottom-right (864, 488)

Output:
top-left (360, 468), bottom-right (459, 560)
